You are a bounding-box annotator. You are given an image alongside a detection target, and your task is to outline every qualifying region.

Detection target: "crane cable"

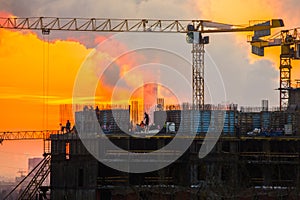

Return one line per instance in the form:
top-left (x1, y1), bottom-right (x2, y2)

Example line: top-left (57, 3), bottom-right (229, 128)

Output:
top-left (43, 31), bottom-right (51, 155)
top-left (42, 33), bottom-right (50, 133)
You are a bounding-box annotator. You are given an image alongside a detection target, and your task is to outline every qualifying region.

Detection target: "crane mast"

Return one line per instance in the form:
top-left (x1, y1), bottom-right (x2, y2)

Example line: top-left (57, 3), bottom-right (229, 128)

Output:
top-left (192, 43), bottom-right (205, 110)
top-left (279, 30), bottom-right (298, 110)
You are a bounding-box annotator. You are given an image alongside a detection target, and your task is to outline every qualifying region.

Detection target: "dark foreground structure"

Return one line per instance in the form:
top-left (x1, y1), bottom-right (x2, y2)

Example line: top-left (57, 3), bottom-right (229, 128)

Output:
top-left (51, 133), bottom-right (300, 200)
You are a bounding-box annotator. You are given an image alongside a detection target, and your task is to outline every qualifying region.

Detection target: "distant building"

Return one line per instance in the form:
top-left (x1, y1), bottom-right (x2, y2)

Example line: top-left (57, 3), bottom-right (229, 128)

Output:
top-left (289, 88), bottom-right (300, 110)
top-left (130, 100), bottom-right (139, 125)
top-left (143, 83), bottom-right (158, 113)
top-left (28, 157), bottom-right (43, 173)
top-left (59, 104), bottom-right (74, 125)
top-left (49, 102), bottom-right (300, 199)
top-left (75, 109), bottom-right (130, 134)
top-left (0, 181), bottom-right (15, 200)
top-left (261, 99), bottom-right (269, 111)
top-left (157, 98), bottom-right (164, 111)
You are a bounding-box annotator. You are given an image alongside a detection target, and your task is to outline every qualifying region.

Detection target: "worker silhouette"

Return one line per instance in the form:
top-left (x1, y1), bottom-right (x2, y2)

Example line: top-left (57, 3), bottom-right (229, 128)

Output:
top-left (144, 112), bottom-right (149, 132)
top-left (60, 123), bottom-right (65, 133)
top-left (140, 121), bottom-right (145, 129)
top-left (66, 120), bottom-right (71, 133)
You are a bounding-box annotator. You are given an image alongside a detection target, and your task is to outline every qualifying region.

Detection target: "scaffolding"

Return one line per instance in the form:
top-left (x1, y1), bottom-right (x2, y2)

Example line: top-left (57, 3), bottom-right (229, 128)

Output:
top-left (4, 155), bottom-right (51, 200)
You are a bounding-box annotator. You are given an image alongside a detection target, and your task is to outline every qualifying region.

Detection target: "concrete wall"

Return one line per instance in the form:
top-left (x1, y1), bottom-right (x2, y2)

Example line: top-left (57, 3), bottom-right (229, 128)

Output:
top-left (51, 135), bottom-right (98, 200)
top-left (50, 132), bottom-right (300, 199)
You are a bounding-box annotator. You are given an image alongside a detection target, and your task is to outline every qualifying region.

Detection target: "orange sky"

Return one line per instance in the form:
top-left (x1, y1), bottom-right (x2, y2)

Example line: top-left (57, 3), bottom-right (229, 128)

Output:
top-left (197, 0), bottom-right (300, 82)
top-left (1, 3), bottom-right (299, 132)
top-left (0, 28), bottom-right (91, 130)
top-left (0, 14), bottom-right (183, 178)
top-left (1, 1), bottom-right (300, 178)
top-left (0, 23), bottom-right (92, 178)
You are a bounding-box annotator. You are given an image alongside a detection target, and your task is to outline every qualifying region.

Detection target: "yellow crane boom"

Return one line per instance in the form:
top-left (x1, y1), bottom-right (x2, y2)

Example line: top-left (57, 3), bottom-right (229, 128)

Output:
top-left (0, 130), bottom-right (59, 142)
top-left (0, 17), bottom-right (283, 33)
top-left (0, 17), bottom-right (284, 110)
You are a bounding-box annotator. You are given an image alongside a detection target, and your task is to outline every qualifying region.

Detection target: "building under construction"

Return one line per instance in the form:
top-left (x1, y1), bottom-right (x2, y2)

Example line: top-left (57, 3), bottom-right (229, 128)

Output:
top-left (2, 88), bottom-right (300, 200)
top-left (1, 15), bottom-right (300, 199)
top-left (41, 89), bottom-right (300, 200)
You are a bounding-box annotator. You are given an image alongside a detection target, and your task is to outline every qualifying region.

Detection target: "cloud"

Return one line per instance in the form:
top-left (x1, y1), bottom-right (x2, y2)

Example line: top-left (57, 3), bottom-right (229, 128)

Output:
top-left (1, 0), bottom-right (300, 109)
top-left (193, 0), bottom-right (300, 106)
top-left (0, 0), bottom-right (198, 19)
top-left (1, 0), bottom-right (300, 180)
top-left (268, 0), bottom-right (300, 28)
top-left (0, 27), bottom-right (92, 130)
top-left (205, 34), bottom-right (279, 106)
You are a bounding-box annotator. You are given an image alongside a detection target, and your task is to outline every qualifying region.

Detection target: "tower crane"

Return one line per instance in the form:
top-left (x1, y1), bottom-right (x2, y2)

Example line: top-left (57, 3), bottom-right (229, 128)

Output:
top-left (0, 17), bottom-right (286, 199)
top-left (0, 17), bottom-right (285, 173)
top-left (250, 28), bottom-right (300, 111)
top-left (0, 17), bottom-right (284, 110)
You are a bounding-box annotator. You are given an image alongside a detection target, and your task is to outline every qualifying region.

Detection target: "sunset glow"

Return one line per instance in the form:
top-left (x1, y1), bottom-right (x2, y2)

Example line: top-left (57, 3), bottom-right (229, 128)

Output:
top-left (1, 0), bottom-right (300, 179)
